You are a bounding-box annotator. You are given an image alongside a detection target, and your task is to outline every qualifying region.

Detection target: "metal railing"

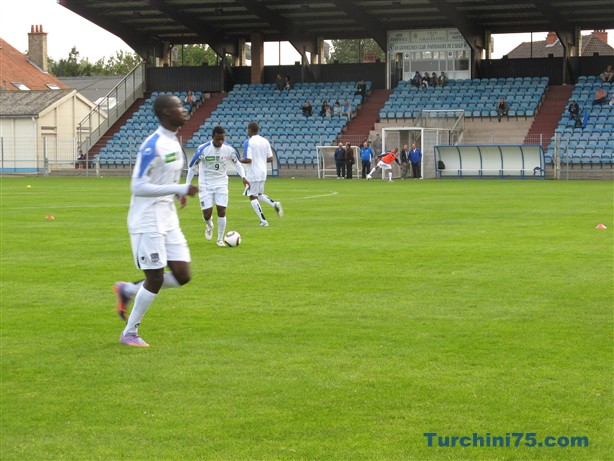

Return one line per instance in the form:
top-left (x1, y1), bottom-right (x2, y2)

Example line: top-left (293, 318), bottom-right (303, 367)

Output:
top-left (77, 62), bottom-right (146, 155)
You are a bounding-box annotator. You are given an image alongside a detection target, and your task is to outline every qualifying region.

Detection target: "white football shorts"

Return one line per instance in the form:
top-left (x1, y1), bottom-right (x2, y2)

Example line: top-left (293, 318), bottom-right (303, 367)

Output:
top-left (130, 229), bottom-right (191, 270)
top-left (377, 160), bottom-right (393, 171)
top-left (199, 186), bottom-right (229, 209)
top-left (244, 180), bottom-right (266, 196)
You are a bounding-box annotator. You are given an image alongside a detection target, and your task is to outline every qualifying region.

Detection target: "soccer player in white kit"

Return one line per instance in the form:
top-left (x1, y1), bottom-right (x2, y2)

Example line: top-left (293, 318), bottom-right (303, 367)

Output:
top-left (240, 121), bottom-right (283, 226)
top-left (113, 95), bottom-right (198, 347)
top-left (186, 125), bottom-right (250, 246)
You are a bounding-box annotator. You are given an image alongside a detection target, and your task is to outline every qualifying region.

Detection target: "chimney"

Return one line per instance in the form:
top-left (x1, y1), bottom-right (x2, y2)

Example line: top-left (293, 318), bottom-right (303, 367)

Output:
top-left (592, 30), bottom-right (608, 44)
top-left (545, 31), bottom-right (558, 46)
top-left (28, 25), bottom-right (48, 72)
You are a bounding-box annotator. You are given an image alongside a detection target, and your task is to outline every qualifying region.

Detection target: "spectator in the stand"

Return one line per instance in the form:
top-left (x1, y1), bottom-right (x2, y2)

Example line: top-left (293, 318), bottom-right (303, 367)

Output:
top-left (275, 74), bottom-right (285, 91)
top-left (301, 100), bottom-right (313, 117)
top-left (285, 75), bottom-right (292, 90)
top-left (430, 72), bottom-right (439, 87)
top-left (600, 65), bottom-right (614, 83)
top-left (320, 100), bottom-right (331, 117)
top-left (341, 99), bottom-right (352, 120)
top-left (185, 91), bottom-right (196, 114)
top-left (568, 100), bottom-right (580, 121)
top-left (334, 142), bottom-right (346, 179)
top-left (359, 141), bottom-right (374, 179)
top-left (496, 98), bottom-right (509, 122)
top-left (410, 71), bottom-right (422, 88)
top-left (421, 72), bottom-right (430, 89)
top-left (438, 71), bottom-right (448, 87)
top-left (609, 94), bottom-right (614, 106)
top-left (345, 142), bottom-right (355, 179)
top-left (332, 101), bottom-right (341, 118)
top-left (354, 80), bottom-right (367, 103)
top-left (592, 87), bottom-right (608, 106)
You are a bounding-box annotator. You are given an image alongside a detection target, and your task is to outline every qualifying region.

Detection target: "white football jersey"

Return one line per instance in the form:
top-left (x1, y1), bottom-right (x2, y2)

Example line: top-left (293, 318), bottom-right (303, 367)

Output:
top-left (242, 134), bottom-right (272, 182)
top-left (187, 141), bottom-right (245, 189)
top-left (128, 126), bottom-right (186, 234)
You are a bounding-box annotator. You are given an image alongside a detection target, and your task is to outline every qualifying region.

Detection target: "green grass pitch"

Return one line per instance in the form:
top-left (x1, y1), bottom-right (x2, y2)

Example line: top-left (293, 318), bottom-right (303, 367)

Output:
top-left (1, 176), bottom-right (612, 461)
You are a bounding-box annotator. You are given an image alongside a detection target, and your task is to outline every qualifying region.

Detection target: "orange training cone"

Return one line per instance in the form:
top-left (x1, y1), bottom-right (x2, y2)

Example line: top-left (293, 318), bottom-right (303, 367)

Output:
top-left (45, 215), bottom-right (55, 220)
top-left (596, 224), bottom-right (607, 229)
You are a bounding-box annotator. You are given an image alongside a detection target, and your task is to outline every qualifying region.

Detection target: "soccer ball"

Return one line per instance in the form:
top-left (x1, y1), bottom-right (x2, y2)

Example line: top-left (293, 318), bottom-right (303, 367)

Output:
top-left (224, 231), bottom-right (241, 247)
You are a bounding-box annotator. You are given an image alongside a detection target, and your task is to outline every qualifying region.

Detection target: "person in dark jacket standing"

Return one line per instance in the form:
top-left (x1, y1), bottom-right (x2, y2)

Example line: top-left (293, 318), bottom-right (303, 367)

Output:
top-left (334, 142), bottom-right (346, 179)
top-left (409, 143), bottom-right (422, 179)
top-left (399, 143), bottom-right (409, 179)
top-left (345, 142), bottom-right (355, 179)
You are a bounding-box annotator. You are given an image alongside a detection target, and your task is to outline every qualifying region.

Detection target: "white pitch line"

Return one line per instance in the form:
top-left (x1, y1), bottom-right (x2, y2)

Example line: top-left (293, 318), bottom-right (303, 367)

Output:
top-left (293, 191), bottom-right (338, 200)
top-left (5, 191), bottom-right (339, 210)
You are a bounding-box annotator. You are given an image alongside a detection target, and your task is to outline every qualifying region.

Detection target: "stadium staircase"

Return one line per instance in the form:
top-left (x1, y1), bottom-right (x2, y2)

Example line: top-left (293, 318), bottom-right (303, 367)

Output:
top-left (339, 89), bottom-right (392, 145)
top-left (524, 85), bottom-right (573, 149)
top-left (178, 93), bottom-right (225, 146)
top-left (88, 97), bottom-right (146, 160)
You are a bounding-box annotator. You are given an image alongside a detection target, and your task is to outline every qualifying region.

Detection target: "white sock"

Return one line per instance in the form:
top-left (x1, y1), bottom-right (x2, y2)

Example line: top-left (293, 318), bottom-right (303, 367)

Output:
top-left (161, 272), bottom-right (181, 289)
top-left (204, 217), bottom-right (213, 229)
top-left (124, 287), bottom-right (156, 336)
top-left (217, 216), bottom-right (227, 241)
top-left (123, 281), bottom-right (143, 297)
top-left (368, 168), bottom-right (376, 176)
top-left (251, 199), bottom-right (266, 221)
top-left (258, 194), bottom-right (276, 207)
top-left (388, 172), bottom-right (392, 181)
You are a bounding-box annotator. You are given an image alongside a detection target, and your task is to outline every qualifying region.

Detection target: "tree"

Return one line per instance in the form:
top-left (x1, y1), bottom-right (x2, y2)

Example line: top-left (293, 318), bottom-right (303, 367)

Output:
top-left (174, 44), bottom-right (231, 66)
top-left (49, 46), bottom-right (82, 76)
top-left (48, 48), bottom-right (141, 77)
top-left (326, 38), bottom-right (385, 64)
top-left (102, 50), bottom-right (141, 75)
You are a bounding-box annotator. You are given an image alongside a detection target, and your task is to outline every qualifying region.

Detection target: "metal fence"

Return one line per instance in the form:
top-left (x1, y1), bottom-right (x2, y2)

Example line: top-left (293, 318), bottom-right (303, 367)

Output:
top-left (0, 132), bottom-right (567, 178)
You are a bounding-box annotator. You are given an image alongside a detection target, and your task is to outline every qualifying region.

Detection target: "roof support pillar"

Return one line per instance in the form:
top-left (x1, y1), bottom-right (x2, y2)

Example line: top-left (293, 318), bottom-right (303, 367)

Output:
top-left (558, 28), bottom-right (579, 84)
top-left (250, 32), bottom-right (264, 84)
top-left (234, 39), bottom-right (247, 66)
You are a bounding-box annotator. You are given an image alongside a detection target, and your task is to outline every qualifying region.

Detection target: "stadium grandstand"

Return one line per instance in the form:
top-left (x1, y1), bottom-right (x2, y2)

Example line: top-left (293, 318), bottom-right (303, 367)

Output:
top-left (1, 1), bottom-right (613, 179)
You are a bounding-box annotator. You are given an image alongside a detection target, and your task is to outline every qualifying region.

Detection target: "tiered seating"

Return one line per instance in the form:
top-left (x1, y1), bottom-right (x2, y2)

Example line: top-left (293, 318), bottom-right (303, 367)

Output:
top-left (95, 91), bottom-right (202, 167)
top-left (547, 76), bottom-right (614, 166)
top-left (187, 82), bottom-right (368, 167)
top-left (379, 77), bottom-right (548, 120)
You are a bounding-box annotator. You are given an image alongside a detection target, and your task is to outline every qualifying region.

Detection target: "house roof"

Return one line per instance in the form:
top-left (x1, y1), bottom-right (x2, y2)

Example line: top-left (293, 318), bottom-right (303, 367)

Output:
top-left (0, 89), bottom-right (75, 117)
top-left (0, 37), bottom-right (68, 91)
top-left (58, 76), bottom-right (123, 103)
top-left (581, 33), bottom-right (614, 56)
top-left (506, 33), bottom-right (614, 58)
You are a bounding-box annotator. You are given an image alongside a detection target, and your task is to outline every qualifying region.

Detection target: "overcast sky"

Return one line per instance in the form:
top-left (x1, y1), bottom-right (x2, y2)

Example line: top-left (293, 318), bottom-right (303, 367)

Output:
top-left (1, 0), bottom-right (612, 64)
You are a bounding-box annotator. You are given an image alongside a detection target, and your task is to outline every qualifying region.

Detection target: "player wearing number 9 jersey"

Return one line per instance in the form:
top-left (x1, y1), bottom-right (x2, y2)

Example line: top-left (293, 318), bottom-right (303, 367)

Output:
top-left (186, 125), bottom-right (250, 246)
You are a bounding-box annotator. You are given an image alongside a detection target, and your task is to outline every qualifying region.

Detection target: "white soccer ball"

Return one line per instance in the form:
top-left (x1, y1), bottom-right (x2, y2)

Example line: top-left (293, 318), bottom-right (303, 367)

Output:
top-left (224, 231), bottom-right (241, 247)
